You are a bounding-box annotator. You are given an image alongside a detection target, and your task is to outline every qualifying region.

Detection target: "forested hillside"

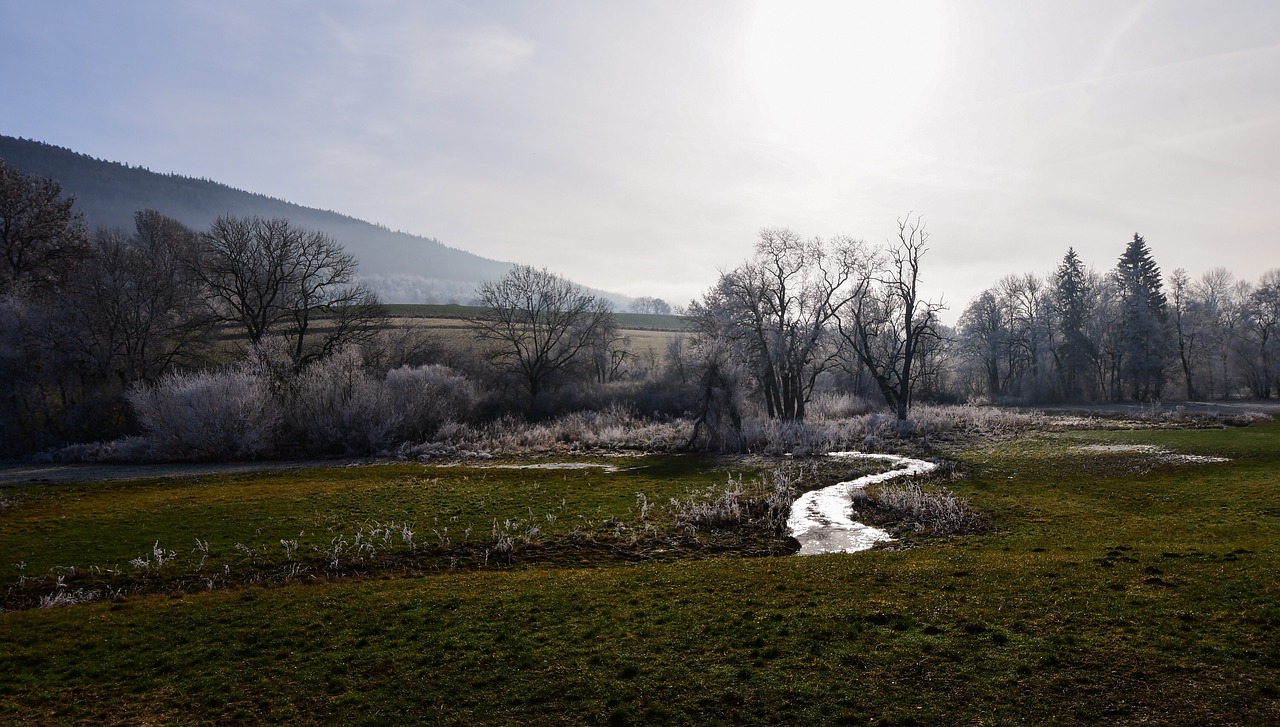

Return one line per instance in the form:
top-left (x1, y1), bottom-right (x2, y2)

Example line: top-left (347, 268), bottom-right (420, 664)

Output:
top-left (0, 135), bottom-right (511, 303)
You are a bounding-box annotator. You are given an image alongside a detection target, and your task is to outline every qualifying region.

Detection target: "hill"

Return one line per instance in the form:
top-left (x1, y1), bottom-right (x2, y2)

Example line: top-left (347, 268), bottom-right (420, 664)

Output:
top-left (0, 135), bottom-right (629, 307)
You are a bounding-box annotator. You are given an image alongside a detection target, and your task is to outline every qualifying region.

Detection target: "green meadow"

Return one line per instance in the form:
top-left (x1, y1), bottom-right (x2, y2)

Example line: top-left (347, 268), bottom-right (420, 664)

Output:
top-left (2, 421), bottom-right (1278, 724)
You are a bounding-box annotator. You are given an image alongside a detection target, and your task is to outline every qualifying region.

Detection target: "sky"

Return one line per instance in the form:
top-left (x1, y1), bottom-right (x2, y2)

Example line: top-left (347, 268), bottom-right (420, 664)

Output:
top-left (3, 0), bottom-right (1280, 318)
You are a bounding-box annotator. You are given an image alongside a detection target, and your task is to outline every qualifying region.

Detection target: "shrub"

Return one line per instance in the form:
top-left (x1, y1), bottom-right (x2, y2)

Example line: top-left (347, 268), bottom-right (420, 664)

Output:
top-left (384, 364), bottom-right (478, 441)
top-left (288, 348), bottom-right (399, 455)
top-left (670, 467), bottom-right (799, 534)
top-left (128, 367), bottom-right (280, 460)
top-left (850, 482), bottom-right (984, 535)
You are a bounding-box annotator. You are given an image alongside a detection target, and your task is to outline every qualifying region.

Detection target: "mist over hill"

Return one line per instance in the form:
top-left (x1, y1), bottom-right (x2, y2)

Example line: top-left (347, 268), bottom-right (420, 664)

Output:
top-left (0, 135), bottom-right (629, 306)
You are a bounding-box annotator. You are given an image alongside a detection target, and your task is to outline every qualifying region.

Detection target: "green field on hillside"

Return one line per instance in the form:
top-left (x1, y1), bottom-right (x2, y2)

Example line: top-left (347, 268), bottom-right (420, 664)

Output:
top-left (2, 423), bottom-right (1278, 724)
top-left (383, 303), bottom-right (693, 332)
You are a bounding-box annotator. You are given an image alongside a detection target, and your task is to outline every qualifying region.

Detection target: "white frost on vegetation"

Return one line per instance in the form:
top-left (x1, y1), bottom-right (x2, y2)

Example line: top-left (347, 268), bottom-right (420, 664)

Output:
top-left (432, 462), bottom-right (624, 472)
top-left (491, 462), bottom-right (622, 472)
top-left (1077, 444), bottom-right (1229, 463)
top-left (788, 452), bottom-right (937, 555)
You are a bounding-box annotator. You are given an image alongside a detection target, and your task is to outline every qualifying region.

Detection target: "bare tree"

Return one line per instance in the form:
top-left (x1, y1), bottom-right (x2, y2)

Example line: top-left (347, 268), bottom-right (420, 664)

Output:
top-left (956, 289), bottom-right (1006, 398)
top-left (689, 228), bottom-right (871, 421)
top-left (587, 316), bottom-right (633, 384)
top-left (995, 272), bottom-right (1057, 400)
top-left (1242, 269), bottom-right (1280, 398)
top-left (62, 211), bottom-right (212, 388)
top-left (1167, 268), bottom-right (1203, 399)
top-left (629, 296), bottom-right (672, 315)
top-left (837, 215), bottom-right (946, 420)
top-left (0, 160), bottom-right (90, 296)
top-left (1194, 268), bottom-right (1239, 398)
top-left (193, 216), bottom-right (384, 368)
top-left (474, 265), bottom-right (615, 411)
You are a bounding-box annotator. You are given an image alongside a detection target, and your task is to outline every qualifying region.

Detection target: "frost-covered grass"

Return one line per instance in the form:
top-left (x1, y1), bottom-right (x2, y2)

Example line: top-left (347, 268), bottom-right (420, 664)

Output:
top-left (3, 422), bottom-right (1278, 724)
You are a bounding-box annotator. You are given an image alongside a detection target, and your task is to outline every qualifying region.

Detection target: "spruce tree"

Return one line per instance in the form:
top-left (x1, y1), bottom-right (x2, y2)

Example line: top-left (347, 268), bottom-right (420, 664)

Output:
top-left (1053, 247), bottom-right (1095, 400)
top-left (1113, 234), bottom-right (1168, 400)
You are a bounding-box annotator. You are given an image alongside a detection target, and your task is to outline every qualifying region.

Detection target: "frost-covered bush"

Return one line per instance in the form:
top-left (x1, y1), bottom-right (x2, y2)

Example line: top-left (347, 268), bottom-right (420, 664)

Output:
top-left (807, 392), bottom-right (878, 420)
top-left (289, 348), bottom-right (398, 455)
top-left (851, 482), bottom-right (984, 535)
top-left (287, 352), bottom-right (478, 455)
top-left (908, 404), bottom-right (1046, 437)
top-left (128, 367), bottom-right (280, 460)
top-left (32, 436), bottom-right (154, 463)
top-left (384, 364), bottom-right (477, 441)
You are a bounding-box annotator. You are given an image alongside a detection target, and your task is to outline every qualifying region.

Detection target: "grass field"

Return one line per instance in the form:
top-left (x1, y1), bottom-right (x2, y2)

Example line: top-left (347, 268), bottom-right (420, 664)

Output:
top-left (2, 421), bottom-right (1278, 724)
top-left (382, 304), bottom-right (686, 366)
top-left (383, 303), bottom-right (693, 333)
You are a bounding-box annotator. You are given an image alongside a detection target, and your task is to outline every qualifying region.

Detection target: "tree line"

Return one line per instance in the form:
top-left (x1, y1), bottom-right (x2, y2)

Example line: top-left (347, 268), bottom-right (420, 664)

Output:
top-left (3, 158), bottom-right (1276, 460)
top-left (954, 235), bottom-right (1280, 403)
top-left (0, 160), bottom-right (388, 455)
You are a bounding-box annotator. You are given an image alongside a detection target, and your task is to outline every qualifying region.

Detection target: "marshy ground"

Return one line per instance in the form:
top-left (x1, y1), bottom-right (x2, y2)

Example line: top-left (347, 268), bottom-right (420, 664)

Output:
top-left (2, 412), bottom-right (1278, 724)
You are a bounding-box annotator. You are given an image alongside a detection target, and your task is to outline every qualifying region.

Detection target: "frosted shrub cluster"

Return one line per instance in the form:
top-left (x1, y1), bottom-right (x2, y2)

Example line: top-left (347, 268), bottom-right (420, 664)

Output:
top-left (670, 468), bottom-right (798, 534)
top-left (128, 366), bottom-right (280, 459)
top-left (127, 347), bottom-right (477, 460)
top-left (851, 482), bottom-right (984, 536)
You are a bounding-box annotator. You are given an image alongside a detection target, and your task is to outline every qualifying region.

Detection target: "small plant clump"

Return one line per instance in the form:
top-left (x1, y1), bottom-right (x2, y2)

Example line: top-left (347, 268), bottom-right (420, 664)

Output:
top-left (670, 467), bottom-right (798, 536)
top-left (851, 482), bottom-right (985, 537)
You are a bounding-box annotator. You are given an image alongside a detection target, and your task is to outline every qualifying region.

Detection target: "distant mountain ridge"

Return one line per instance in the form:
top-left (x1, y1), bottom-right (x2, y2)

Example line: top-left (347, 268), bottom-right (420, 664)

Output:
top-left (0, 134), bottom-right (627, 306)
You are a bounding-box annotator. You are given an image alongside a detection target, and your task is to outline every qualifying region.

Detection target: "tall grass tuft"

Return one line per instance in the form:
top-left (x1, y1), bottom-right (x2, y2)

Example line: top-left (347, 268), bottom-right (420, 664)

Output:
top-left (851, 482), bottom-right (985, 536)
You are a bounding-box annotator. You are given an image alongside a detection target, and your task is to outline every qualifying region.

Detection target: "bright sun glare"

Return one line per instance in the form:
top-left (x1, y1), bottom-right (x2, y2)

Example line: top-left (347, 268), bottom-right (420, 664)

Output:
top-left (745, 0), bottom-right (949, 166)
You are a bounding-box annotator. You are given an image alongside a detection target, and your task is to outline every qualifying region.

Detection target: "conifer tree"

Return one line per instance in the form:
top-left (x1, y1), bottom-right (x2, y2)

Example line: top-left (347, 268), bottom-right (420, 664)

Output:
top-left (1053, 247), bottom-right (1095, 400)
top-left (1113, 234), bottom-right (1168, 399)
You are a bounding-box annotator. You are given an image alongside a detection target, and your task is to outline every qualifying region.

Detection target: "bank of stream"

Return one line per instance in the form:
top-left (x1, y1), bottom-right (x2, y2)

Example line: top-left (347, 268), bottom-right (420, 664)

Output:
top-left (787, 452), bottom-right (938, 555)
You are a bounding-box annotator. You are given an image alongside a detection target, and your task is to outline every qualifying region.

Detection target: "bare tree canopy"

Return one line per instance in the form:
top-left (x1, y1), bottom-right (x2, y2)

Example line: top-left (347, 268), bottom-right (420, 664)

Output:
top-left (629, 296), bottom-right (672, 315)
top-left (0, 159), bottom-right (90, 296)
top-left (475, 265), bottom-right (615, 411)
top-left (62, 210), bottom-right (212, 387)
top-left (193, 215), bottom-right (385, 367)
top-left (690, 228), bottom-right (872, 421)
top-left (837, 215), bottom-right (946, 420)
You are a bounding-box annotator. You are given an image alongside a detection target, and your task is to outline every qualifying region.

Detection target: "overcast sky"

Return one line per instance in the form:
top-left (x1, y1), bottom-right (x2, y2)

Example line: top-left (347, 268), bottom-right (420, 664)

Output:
top-left (3, 0), bottom-right (1279, 316)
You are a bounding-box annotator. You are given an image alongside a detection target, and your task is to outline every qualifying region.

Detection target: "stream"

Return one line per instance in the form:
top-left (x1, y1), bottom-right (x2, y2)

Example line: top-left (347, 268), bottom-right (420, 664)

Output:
top-left (787, 452), bottom-right (938, 555)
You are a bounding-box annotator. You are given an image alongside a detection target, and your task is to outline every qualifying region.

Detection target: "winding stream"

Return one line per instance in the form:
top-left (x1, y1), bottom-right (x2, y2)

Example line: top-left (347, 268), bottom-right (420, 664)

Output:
top-left (787, 452), bottom-right (938, 555)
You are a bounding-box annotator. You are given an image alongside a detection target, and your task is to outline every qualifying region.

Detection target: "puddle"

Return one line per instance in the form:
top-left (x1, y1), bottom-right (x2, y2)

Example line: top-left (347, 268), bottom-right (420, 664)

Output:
top-left (788, 452), bottom-right (938, 555)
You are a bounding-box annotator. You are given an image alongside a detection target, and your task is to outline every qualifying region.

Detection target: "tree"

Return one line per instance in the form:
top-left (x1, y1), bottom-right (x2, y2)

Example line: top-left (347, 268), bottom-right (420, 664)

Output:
top-left (1052, 248), bottom-right (1096, 400)
top-left (475, 265), bottom-right (616, 411)
top-left (1194, 268), bottom-right (1241, 398)
top-left (61, 211), bottom-right (212, 388)
top-left (1167, 268), bottom-right (1203, 399)
top-left (689, 228), bottom-right (871, 421)
top-left (629, 296), bottom-right (672, 315)
top-left (0, 160), bottom-right (90, 296)
top-left (1113, 234), bottom-right (1168, 400)
top-left (956, 289), bottom-right (1006, 398)
top-left (193, 216), bottom-right (384, 368)
top-left (995, 272), bottom-right (1055, 401)
top-left (837, 216), bottom-right (946, 420)
top-left (1242, 269), bottom-right (1280, 398)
